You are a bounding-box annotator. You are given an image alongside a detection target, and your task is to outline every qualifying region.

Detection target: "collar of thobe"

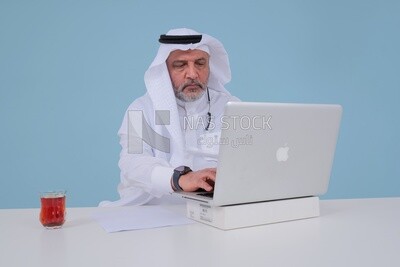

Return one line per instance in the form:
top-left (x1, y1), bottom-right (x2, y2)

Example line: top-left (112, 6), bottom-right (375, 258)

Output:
top-left (175, 91), bottom-right (209, 116)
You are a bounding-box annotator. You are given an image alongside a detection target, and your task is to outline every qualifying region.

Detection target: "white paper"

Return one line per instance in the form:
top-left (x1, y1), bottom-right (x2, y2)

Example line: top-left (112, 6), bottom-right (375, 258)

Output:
top-left (92, 205), bottom-right (194, 233)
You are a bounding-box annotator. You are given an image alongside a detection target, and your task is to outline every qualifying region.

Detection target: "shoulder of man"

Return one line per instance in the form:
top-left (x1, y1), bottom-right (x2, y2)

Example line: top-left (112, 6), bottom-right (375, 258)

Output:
top-left (210, 89), bottom-right (241, 103)
top-left (126, 92), bottom-right (152, 110)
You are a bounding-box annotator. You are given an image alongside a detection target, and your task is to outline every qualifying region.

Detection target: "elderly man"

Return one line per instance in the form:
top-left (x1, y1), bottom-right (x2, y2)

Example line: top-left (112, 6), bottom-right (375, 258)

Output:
top-left (105, 28), bottom-right (239, 206)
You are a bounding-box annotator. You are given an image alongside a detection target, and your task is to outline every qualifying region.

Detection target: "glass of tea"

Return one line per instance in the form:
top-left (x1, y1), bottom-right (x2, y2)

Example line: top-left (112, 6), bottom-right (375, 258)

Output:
top-left (39, 191), bottom-right (66, 229)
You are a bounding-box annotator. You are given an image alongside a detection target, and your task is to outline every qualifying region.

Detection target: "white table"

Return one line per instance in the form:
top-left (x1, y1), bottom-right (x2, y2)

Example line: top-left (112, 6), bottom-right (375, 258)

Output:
top-left (1, 198), bottom-right (399, 267)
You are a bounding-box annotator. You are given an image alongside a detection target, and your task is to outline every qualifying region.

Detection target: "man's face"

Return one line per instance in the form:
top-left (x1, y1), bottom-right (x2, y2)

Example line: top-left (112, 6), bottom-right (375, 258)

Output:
top-left (166, 49), bottom-right (210, 102)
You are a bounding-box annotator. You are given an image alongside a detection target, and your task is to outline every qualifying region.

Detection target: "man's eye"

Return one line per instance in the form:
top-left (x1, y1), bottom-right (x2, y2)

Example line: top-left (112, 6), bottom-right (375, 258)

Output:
top-left (196, 60), bottom-right (207, 67)
top-left (173, 62), bottom-right (186, 68)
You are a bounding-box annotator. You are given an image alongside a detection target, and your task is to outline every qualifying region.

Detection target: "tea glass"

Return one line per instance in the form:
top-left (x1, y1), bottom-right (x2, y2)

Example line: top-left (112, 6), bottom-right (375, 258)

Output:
top-left (39, 191), bottom-right (66, 229)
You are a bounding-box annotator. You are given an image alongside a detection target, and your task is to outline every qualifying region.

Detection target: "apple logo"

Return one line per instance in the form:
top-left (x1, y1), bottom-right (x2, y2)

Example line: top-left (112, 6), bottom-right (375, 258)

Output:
top-left (276, 144), bottom-right (289, 162)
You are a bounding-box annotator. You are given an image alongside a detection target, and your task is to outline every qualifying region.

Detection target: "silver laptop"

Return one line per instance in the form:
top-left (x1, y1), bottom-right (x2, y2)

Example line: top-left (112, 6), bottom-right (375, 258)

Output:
top-left (175, 101), bottom-right (342, 206)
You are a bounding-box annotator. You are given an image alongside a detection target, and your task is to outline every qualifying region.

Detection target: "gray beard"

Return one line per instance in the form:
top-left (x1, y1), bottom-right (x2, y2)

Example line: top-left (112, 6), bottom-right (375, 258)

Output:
top-left (173, 79), bottom-right (208, 102)
top-left (175, 88), bottom-right (206, 102)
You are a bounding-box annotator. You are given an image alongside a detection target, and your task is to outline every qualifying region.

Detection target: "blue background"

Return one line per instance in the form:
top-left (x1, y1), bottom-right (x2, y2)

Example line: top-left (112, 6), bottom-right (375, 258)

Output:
top-left (1, 0), bottom-right (399, 208)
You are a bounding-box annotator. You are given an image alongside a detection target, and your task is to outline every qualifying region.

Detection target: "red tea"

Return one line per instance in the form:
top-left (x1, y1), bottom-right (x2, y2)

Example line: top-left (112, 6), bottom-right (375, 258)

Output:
top-left (40, 195), bottom-right (66, 228)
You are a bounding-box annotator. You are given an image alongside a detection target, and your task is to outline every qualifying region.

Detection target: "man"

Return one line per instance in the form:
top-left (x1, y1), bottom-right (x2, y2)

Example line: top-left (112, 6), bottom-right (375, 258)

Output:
top-left (102, 28), bottom-right (239, 206)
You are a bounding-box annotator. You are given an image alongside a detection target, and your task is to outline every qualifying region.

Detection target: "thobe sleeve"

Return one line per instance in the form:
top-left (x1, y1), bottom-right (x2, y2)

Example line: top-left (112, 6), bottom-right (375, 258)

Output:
top-left (117, 103), bottom-right (175, 201)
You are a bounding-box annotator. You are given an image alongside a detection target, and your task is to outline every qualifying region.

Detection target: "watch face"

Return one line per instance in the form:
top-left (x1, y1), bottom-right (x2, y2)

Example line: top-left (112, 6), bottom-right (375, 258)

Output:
top-left (175, 166), bottom-right (186, 172)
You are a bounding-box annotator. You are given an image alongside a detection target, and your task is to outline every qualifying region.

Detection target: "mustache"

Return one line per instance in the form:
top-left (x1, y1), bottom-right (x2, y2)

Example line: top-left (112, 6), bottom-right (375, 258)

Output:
top-left (179, 80), bottom-right (206, 91)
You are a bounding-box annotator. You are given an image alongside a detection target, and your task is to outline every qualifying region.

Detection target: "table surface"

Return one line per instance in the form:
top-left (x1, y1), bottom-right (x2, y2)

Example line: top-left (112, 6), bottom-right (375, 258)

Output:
top-left (1, 198), bottom-right (399, 267)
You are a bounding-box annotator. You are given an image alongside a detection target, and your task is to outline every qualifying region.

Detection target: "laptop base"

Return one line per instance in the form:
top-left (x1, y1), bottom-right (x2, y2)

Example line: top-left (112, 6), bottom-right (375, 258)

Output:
top-left (186, 196), bottom-right (320, 230)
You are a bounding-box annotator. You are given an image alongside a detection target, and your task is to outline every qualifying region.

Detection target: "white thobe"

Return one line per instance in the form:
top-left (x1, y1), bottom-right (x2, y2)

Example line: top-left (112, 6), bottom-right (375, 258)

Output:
top-left (116, 88), bottom-right (239, 206)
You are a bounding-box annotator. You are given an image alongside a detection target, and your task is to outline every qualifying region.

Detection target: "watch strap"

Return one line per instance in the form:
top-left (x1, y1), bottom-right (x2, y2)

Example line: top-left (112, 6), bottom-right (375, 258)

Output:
top-left (172, 166), bottom-right (192, 191)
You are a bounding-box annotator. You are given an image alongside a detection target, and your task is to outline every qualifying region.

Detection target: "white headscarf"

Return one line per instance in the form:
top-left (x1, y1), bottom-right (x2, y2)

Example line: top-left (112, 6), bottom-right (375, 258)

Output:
top-left (144, 28), bottom-right (233, 167)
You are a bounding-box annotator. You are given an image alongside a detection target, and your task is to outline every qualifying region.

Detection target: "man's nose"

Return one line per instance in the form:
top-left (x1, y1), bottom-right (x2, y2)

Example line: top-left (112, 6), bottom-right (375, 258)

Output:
top-left (186, 64), bottom-right (198, 80)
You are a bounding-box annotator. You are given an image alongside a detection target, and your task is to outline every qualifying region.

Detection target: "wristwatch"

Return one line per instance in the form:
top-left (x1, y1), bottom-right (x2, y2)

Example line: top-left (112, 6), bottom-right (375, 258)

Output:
top-left (172, 166), bottom-right (192, 191)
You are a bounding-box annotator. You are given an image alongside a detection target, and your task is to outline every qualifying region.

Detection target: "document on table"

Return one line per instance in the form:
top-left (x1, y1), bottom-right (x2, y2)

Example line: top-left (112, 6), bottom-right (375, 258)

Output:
top-left (92, 205), bottom-right (194, 233)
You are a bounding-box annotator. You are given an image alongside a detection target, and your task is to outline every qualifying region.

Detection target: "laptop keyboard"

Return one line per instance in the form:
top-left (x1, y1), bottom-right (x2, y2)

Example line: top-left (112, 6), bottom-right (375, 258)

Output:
top-left (196, 192), bottom-right (214, 198)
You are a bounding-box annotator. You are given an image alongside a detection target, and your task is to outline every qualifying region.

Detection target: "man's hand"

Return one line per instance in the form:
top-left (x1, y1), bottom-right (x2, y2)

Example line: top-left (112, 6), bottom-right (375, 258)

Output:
top-left (178, 168), bottom-right (216, 192)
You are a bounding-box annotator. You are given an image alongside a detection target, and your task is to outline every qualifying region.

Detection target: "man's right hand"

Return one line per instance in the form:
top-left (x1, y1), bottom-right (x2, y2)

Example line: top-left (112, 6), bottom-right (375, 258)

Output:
top-left (178, 168), bottom-right (216, 192)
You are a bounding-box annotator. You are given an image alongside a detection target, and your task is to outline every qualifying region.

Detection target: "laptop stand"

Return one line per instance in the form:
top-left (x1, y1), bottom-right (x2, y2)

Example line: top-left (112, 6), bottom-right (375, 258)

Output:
top-left (186, 196), bottom-right (320, 230)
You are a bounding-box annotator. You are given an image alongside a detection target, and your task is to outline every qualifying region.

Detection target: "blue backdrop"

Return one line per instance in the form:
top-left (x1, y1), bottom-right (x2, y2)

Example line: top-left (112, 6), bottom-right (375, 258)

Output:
top-left (1, 0), bottom-right (399, 208)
